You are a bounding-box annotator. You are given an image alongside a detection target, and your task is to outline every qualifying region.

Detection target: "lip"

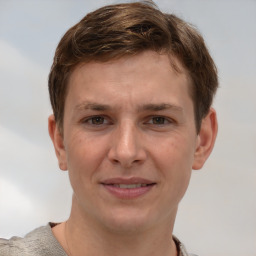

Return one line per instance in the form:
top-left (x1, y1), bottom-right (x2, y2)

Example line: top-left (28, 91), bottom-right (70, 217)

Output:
top-left (101, 177), bottom-right (155, 185)
top-left (100, 177), bottom-right (156, 199)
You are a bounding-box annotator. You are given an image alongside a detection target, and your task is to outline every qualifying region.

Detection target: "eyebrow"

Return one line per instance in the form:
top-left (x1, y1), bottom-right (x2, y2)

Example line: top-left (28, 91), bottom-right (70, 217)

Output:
top-left (75, 102), bottom-right (111, 111)
top-left (74, 102), bottom-right (183, 112)
top-left (138, 103), bottom-right (183, 112)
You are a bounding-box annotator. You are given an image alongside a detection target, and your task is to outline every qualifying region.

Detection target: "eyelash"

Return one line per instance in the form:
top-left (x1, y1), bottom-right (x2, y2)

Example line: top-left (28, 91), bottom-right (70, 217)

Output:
top-left (82, 115), bottom-right (174, 127)
top-left (146, 116), bottom-right (173, 125)
top-left (82, 116), bottom-right (111, 126)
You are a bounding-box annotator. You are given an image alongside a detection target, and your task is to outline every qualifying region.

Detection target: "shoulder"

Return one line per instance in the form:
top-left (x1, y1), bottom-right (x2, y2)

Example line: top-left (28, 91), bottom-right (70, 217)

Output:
top-left (0, 237), bottom-right (10, 256)
top-left (0, 224), bottom-right (67, 256)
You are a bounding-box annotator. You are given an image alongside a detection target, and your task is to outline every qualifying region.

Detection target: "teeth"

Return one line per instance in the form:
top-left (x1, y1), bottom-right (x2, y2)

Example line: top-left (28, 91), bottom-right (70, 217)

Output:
top-left (114, 184), bottom-right (147, 189)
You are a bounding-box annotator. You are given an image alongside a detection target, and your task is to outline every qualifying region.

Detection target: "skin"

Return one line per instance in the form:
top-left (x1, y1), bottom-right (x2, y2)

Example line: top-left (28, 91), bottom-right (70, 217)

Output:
top-left (49, 50), bottom-right (217, 256)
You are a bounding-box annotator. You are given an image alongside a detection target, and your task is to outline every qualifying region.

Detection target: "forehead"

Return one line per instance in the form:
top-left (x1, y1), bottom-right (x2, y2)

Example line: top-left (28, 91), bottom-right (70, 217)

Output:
top-left (66, 51), bottom-right (192, 110)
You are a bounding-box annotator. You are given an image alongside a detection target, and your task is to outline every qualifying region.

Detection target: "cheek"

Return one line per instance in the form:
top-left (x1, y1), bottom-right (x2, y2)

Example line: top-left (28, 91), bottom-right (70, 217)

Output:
top-left (152, 136), bottom-right (195, 195)
top-left (64, 133), bottom-right (105, 190)
top-left (153, 134), bottom-right (195, 168)
top-left (65, 131), bottom-right (105, 167)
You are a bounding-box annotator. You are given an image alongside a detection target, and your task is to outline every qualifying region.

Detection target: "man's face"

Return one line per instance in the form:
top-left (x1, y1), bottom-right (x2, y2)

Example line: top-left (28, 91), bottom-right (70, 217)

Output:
top-left (54, 51), bottom-right (201, 233)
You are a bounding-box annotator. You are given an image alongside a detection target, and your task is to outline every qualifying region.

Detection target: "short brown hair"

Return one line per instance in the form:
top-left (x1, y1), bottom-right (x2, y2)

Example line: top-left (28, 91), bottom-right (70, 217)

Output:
top-left (48, 1), bottom-right (218, 133)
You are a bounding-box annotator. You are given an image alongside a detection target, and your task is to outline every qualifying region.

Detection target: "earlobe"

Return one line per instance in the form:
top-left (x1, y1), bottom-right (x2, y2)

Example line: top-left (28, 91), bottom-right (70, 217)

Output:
top-left (48, 115), bottom-right (68, 171)
top-left (192, 108), bottom-right (218, 170)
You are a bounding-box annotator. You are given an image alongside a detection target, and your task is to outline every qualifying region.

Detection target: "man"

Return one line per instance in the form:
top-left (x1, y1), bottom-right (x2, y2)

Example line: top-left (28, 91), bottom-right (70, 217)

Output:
top-left (0, 1), bottom-right (218, 255)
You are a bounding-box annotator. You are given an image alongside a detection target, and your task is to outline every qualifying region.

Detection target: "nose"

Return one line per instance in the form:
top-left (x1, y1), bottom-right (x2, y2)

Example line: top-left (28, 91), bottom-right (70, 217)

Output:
top-left (108, 120), bottom-right (146, 168)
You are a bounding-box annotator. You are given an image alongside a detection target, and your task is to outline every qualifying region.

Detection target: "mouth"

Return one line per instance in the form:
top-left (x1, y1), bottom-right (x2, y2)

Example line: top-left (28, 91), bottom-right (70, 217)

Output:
top-left (101, 178), bottom-right (156, 199)
top-left (112, 183), bottom-right (150, 188)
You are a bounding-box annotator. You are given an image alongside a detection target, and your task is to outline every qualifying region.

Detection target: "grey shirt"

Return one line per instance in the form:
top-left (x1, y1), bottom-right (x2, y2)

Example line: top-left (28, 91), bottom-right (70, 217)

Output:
top-left (0, 223), bottom-right (196, 256)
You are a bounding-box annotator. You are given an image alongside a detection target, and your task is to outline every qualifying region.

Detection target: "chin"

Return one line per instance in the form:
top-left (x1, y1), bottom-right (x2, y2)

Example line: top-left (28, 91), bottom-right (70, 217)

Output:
top-left (99, 207), bottom-right (157, 234)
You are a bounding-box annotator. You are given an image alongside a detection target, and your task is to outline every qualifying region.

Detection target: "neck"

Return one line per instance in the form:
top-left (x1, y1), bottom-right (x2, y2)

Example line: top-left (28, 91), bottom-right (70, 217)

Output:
top-left (53, 200), bottom-right (178, 256)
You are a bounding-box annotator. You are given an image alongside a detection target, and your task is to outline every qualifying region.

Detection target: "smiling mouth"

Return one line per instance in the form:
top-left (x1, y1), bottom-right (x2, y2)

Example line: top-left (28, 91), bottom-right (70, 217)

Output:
top-left (101, 181), bottom-right (156, 199)
top-left (111, 183), bottom-right (153, 188)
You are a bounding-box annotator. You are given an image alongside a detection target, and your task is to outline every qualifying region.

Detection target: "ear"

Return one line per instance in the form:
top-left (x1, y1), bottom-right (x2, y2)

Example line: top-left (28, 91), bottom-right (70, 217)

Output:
top-left (192, 108), bottom-right (218, 170)
top-left (48, 114), bottom-right (67, 171)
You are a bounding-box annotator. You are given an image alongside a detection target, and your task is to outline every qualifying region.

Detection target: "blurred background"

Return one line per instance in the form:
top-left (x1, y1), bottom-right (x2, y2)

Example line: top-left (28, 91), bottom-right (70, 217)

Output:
top-left (0, 0), bottom-right (255, 255)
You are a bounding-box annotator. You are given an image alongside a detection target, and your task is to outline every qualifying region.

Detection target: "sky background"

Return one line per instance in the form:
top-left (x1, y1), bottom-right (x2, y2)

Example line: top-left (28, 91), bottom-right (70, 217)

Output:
top-left (0, 1), bottom-right (256, 256)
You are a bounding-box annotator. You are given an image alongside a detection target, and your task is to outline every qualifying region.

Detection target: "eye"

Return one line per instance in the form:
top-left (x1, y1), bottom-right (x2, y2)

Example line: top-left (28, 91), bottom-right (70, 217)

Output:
top-left (84, 116), bottom-right (108, 125)
top-left (151, 116), bottom-right (167, 125)
top-left (91, 116), bottom-right (105, 125)
top-left (148, 116), bottom-right (171, 125)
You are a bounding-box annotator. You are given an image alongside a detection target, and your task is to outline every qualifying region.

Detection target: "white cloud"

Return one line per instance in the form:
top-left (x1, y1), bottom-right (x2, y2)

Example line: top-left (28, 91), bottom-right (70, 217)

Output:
top-left (0, 39), bottom-right (51, 145)
top-left (0, 178), bottom-right (32, 215)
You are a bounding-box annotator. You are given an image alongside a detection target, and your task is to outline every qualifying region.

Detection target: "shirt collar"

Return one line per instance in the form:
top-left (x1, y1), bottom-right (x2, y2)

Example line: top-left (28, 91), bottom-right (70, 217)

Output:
top-left (173, 236), bottom-right (192, 256)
